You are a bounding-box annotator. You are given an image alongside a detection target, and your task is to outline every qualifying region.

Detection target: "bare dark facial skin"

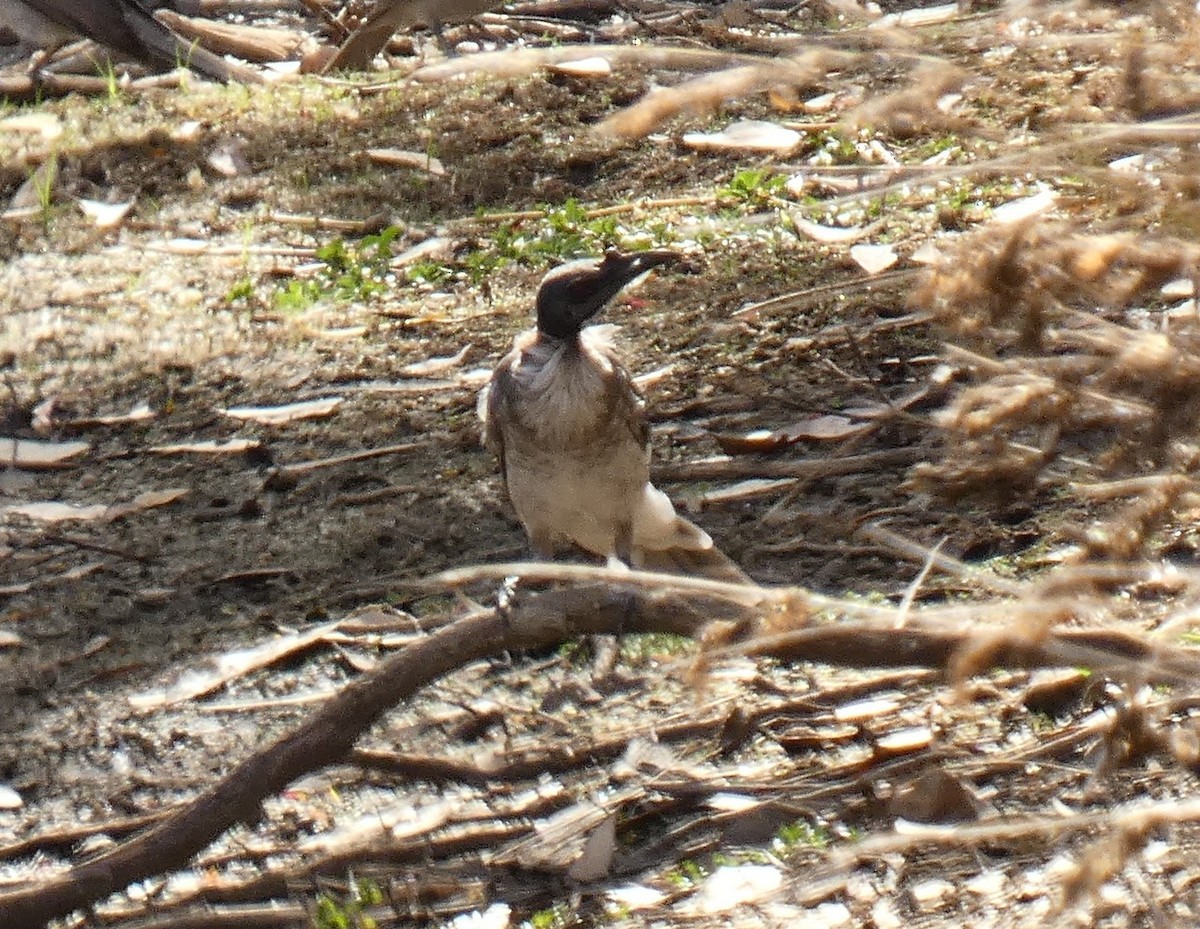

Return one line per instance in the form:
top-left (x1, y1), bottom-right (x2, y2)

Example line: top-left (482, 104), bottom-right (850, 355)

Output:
top-left (535, 250), bottom-right (682, 340)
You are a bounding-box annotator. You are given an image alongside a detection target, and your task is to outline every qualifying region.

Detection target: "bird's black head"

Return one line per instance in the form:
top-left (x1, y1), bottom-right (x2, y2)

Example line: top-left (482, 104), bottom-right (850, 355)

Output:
top-left (535, 250), bottom-right (682, 340)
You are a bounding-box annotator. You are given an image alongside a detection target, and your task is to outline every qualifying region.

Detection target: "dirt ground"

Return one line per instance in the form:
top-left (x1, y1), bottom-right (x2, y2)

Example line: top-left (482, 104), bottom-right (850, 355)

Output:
top-left (4, 1), bottom-right (1200, 927)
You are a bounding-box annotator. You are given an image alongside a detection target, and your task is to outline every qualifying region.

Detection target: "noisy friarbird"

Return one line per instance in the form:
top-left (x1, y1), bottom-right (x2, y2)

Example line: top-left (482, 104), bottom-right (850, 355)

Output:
top-left (0, 0), bottom-right (260, 82)
top-left (479, 250), bottom-right (748, 582)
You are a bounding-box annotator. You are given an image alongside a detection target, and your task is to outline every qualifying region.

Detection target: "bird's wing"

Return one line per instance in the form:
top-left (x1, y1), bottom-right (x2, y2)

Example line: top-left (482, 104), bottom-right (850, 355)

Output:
top-left (479, 347), bottom-right (518, 475)
top-left (600, 344), bottom-right (650, 453)
top-left (9, 0), bottom-right (256, 82)
top-left (600, 350), bottom-right (750, 584)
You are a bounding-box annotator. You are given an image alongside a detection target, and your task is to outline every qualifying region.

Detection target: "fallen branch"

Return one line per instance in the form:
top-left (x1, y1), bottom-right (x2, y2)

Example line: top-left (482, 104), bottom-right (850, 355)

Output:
top-left (652, 447), bottom-right (920, 483)
top-left (5, 566), bottom-right (1198, 925)
top-left (0, 585), bottom-right (710, 927)
top-left (739, 623), bottom-right (1200, 686)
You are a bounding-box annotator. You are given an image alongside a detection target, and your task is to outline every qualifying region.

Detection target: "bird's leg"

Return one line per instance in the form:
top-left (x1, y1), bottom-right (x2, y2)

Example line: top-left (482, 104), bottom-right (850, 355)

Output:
top-left (590, 523), bottom-right (639, 686)
top-left (612, 521), bottom-right (639, 629)
top-left (613, 521), bottom-right (634, 570)
top-left (496, 573), bottom-right (521, 621)
top-left (493, 534), bottom-right (554, 673)
top-left (496, 532), bottom-right (555, 625)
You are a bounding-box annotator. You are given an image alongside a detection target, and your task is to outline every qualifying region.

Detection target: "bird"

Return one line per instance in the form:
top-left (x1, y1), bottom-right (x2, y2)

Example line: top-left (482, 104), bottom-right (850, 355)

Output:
top-left (323, 0), bottom-right (502, 73)
top-left (479, 250), bottom-right (749, 583)
top-left (0, 0), bottom-right (260, 83)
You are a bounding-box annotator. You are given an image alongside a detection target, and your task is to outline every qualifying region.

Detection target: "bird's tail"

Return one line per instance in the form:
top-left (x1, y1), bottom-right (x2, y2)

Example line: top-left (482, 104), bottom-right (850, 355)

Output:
top-left (632, 485), bottom-right (751, 583)
top-left (637, 538), bottom-right (752, 585)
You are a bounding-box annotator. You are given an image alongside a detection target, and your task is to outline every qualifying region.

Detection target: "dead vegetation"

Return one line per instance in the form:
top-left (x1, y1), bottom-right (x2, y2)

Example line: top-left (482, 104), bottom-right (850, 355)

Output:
top-left (7, 0), bottom-right (1200, 927)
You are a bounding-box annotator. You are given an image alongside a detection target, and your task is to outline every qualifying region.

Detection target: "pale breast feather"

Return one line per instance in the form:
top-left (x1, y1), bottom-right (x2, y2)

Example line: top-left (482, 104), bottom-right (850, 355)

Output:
top-left (481, 326), bottom-right (649, 465)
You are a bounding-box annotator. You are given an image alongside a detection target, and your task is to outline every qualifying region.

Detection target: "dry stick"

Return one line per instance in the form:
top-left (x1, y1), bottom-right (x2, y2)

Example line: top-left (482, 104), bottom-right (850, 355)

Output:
top-left (161, 821), bottom-right (529, 916)
top-left (39, 531), bottom-right (154, 565)
top-left (732, 270), bottom-right (921, 320)
top-left (194, 669), bottom-right (937, 881)
top-left (856, 522), bottom-right (1024, 597)
top-left (940, 343), bottom-right (1155, 423)
top-left (803, 110), bottom-right (1200, 222)
top-left (738, 622), bottom-right (1200, 686)
top-left (470, 196), bottom-right (715, 226)
top-left (832, 794), bottom-right (1200, 864)
top-left (78, 902), bottom-right (310, 929)
top-left (349, 668), bottom-right (938, 784)
top-left (406, 43), bottom-right (785, 84)
top-left (275, 440), bottom-right (425, 477)
top-left (654, 447), bottom-right (919, 483)
top-left (7, 573), bottom-right (1197, 924)
top-left (892, 536), bottom-right (945, 629)
top-left (0, 586), bottom-right (708, 927)
top-left (0, 72), bottom-right (156, 100)
top-left (0, 811), bottom-right (168, 865)
top-left (296, 0), bottom-right (345, 35)
top-left (78, 674), bottom-right (941, 919)
top-left (263, 211), bottom-right (390, 233)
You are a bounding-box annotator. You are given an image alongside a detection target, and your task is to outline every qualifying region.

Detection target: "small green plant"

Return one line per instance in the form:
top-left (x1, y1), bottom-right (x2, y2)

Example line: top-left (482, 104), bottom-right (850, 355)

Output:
top-left (176, 40), bottom-right (203, 75)
top-left (312, 876), bottom-right (384, 929)
top-left (519, 198), bottom-right (600, 260)
top-left (774, 820), bottom-right (830, 851)
top-left (557, 639), bottom-right (587, 664)
top-left (665, 857), bottom-right (708, 888)
top-left (464, 247), bottom-right (506, 285)
top-left (100, 59), bottom-right (121, 100)
top-left (620, 632), bottom-right (694, 663)
top-left (526, 902), bottom-right (571, 929)
top-left (732, 848), bottom-right (774, 865)
top-left (30, 155), bottom-right (58, 232)
top-left (273, 279), bottom-right (322, 313)
top-left (314, 227), bottom-right (395, 299)
top-left (272, 226), bottom-right (403, 309)
top-left (406, 260), bottom-right (452, 284)
top-left (862, 190), bottom-right (904, 220)
top-left (940, 179), bottom-right (980, 213)
top-left (718, 168), bottom-right (786, 208)
top-left (814, 129), bottom-right (858, 162)
top-left (912, 134), bottom-right (962, 161)
top-left (225, 277), bottom-right (256, 305)
top-left (645, 220), bottom-right (678, 244)
top-left (464, 198), bottom-right (677, 285)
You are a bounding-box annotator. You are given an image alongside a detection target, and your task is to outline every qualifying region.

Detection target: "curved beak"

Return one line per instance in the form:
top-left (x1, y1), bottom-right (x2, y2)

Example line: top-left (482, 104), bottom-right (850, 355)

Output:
top-left (597, 248), bottom-right (682, 284)
top-left (587, 249), bottom-right (684, 313)
top-left (536, 249), bottom-right (688, 338)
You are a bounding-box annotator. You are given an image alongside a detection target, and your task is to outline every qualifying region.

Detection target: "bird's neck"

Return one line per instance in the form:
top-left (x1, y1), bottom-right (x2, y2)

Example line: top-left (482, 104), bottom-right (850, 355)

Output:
top-left (536, 328), bottom-right (583, 350)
